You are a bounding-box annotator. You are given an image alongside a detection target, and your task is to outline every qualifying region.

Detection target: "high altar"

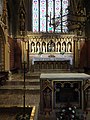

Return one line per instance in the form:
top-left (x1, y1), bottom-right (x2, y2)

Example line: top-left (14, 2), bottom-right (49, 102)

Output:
top-left (26, 32), bottom-right (85, 72)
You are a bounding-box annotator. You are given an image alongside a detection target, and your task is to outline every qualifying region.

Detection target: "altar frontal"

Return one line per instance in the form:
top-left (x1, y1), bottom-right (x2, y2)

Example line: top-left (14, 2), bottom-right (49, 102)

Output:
top-left (39, 73), bottom-right (90, 120)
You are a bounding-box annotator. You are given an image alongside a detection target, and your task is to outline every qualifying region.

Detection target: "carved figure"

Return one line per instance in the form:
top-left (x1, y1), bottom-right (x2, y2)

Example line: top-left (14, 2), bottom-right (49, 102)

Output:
top-left (31, 43), bottom-right (35, 53)
top-left (68, 43), bottom-right (72, 52)
top-left (20, 13), bottom-right (25, 31)
top-left (42, 43), bottom-right (46, 52)
top-left (43, 88), bottom-right (51, 109)
top-left (37, 43), bottom-right (40, 52)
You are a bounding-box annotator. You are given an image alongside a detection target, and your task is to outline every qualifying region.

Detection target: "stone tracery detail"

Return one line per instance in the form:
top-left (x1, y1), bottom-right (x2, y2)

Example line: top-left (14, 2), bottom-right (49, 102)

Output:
top-left (31, 42), bottom-right (35, 53)
top-left (42, 42), bottom-right (46, 53)
top-left (36, 42), bottom-right (40, 53)
top-left (57, 42), bottom-right (61, 52)
top-left (28, 33), bottom-right (74, 53)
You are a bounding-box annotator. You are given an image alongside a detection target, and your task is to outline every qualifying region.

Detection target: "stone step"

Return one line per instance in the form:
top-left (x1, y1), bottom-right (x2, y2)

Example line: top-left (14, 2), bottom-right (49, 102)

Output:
top-left (5, 79), bottom-right (40, 86)
top-left (25, 75), bottom-right (40, 79)
top-left (10, 73), bottom-right (40, 80)
top-left (0, 85), bottom-right (40, 94)
top-left (25, 72), bottom-right (40, 79)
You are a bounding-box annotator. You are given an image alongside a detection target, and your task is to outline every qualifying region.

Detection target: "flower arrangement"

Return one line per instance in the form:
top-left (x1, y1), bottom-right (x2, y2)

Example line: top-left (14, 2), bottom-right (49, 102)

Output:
top-left (58, 105), bottom-right (81, 120)
top-left (38, 51), bottom-right (43, 55)
top-left (60, 50), bottom-right (65, 55)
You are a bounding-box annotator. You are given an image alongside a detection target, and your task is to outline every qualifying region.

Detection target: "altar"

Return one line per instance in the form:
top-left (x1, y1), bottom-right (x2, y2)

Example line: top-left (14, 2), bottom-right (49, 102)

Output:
top-left (39, 73), bottom-right (90, 120)
top-left (32, 54), bottom-right (73, 72)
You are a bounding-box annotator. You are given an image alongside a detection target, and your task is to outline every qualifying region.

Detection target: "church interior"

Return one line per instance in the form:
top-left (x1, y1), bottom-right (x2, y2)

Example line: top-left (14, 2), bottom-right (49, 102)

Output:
top-left (0, 0), bottom-right (90, 120)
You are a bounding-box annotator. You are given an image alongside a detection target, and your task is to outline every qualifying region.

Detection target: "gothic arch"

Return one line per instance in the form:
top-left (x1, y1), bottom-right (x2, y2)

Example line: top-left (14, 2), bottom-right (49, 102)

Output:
top-left (42, 42), bottom-right (46, 53)
top-left (36, 42), bottom-right (40, 52)
top-left (31, 42), bottom-right (35, 53)
top-left (62, 41), bottom-right (66, 52)
top-left (67, 42), bottom-right (72, 52)
top-left (57, 42), bottom-right (61, 52)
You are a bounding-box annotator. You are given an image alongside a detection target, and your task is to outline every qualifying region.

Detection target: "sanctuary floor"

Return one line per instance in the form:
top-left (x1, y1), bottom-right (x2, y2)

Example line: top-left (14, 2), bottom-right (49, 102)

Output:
top-left (0, 73), bottom-right (40, 120)
top-left (0, 72), bottom-right (90, 120)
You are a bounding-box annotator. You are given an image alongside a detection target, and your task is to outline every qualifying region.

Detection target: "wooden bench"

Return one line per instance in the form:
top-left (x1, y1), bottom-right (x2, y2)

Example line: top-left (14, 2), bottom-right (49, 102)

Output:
top-left (0, 71), bottom-right (8, 86)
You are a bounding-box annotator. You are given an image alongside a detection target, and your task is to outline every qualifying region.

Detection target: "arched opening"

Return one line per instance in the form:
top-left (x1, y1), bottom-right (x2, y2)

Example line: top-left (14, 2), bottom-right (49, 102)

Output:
top-left (0, 25), bottom-right (6, 71)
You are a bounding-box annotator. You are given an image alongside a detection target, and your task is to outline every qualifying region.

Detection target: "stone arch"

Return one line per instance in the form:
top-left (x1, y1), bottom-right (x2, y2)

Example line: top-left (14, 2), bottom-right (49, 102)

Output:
top-left (42, 41), bottom-right (46, 53)
top-left (62, 41), bottom-right (66, 52)
top-left (31, 42), bottom-right (35, 53)
top-left (57, 42), bottom-right (61, 52)
top-left (36, 42), bottom-right (40, 52)
top-left (67, 42), bottom-right (72, 52)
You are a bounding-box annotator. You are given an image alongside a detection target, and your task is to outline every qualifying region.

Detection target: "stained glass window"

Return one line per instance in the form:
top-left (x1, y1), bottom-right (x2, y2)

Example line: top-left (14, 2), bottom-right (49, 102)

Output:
top-left (40, 0), bottom-right (46, 31)
top-left (62, 0), bottom-right (68, 32)
top-left (55, 0), bottom-right (61, 32)
top-left (32, 0), bottom-right (68, 32)
top-left (32, 0), bottom-right (39, 32)
top-left (0, 0), bottom-right (3, 15)
top-left (48, 0), bottom-right (53, 32)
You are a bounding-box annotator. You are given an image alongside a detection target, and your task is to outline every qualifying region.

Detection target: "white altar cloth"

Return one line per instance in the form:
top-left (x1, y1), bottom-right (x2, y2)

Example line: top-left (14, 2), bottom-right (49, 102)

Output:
top-left (32, 55), bottom-right (73, 65)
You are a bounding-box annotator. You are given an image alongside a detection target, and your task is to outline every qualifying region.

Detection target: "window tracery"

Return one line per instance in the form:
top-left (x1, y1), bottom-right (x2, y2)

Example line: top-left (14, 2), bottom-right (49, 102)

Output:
top-left (32, 0), bottom-right (68, 32)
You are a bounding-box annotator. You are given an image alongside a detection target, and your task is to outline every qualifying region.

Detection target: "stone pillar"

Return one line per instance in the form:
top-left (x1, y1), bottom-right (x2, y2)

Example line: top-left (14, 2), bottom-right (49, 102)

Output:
top-left (72, 38), bottom-right (74, 53)
top-left (21, 41), bottom-right (24, 63)
top-left (66, 41), bottom-right (68, 53)
top-left (40, 40), bottom-right (42, 52)
top-left (29, 40), bottom-right (31, 53)
top-left (46, 42), bottom-right (47, 53)
top-left (73, 37), bottom-right (79, 69)
top-left (35, 42), bottom-right (37, 53)
top-left (61, 41), bottom-right (63, 51)
top-left (55, 42), bottom-right (57, 52)
top-left (5, 41), bottom-right (10, 71)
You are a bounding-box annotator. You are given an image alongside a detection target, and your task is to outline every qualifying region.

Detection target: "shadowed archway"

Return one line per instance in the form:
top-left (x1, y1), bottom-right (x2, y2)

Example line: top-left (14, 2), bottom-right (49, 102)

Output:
top-left (0, 25), bottom-right (6, 71)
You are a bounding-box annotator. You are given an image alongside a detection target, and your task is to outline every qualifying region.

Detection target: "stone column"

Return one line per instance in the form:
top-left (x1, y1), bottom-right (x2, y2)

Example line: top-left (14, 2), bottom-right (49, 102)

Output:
top-left (40, 40), bottom-right (42, 52)
top-left (72, 38), bottom-right (74, 53)
top-left (21, 41), bottom-right (24, 63)
top-left (61, 40), bottom-right (63, 51)
top-left (35, 42), bottom-right (37, 53)
top-left (73, 37), bottom-right (79, 68)
top-left (55, 40), bottom-right (57, 52)
top-left (5, 41), bottom-right (10, 71)
top-left (29, 40), bottom-right (31, 53)
top-left (66, 40), bottom-right (68, 53)
top-left (46, 42), bottom-right (47, 53)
